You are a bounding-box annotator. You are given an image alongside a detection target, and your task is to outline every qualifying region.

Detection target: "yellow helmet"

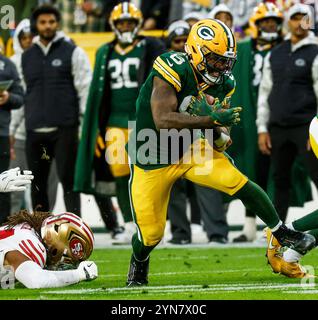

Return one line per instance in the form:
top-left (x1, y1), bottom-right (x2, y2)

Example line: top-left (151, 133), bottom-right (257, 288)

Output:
top-left (249, 2), bottom-right (284, 40)
top-left (185, 19), bottom-right (236, 85)
top-left (41, 212), bottom-right (94, 268)
top-left (109, 2), bottom-right (143, 44)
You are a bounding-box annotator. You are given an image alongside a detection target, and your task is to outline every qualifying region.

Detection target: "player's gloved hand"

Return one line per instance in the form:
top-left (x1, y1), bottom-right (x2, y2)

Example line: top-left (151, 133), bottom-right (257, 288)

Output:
top-left (77, 261), bottom-right (98, 281)
top-left (0, 167), bottom-right (34, 193)
top-left (179, 93), bottom-right (241, 126)
top-left (95, 133), bottom-right (106, 158)
top-left (179, 92), bottom-right (219, 116)
top-left (210, 106), bottom-right (242, 126)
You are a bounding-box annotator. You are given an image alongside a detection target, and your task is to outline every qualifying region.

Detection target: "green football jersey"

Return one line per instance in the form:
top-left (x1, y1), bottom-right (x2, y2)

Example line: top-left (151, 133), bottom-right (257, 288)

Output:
top-left (128, 51), bottom-right (236, 170)
top-left (107, 41), bottom-right (145, 128)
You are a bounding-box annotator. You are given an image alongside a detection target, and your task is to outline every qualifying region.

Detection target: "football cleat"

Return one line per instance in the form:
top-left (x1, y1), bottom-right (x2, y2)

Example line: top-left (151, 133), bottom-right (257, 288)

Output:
top-left (280, 260), bottom-right (310, 279)
top-left (272, 224), bottom-right (316, 255)
top-left (265, 228), bottom-right (316, 279)
top-left (126, 254), bottom-right (149, 287)
top-left (265, 227), bottom-right (282, 273)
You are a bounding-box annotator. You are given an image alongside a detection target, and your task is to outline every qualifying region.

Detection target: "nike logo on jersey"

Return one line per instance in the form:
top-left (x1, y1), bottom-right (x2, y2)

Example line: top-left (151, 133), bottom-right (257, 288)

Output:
top-left (167, 59), bottom-right (174, 68)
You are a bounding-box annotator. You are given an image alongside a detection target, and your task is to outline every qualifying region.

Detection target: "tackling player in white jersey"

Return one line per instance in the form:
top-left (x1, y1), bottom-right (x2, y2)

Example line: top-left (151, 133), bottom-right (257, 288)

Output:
top-left (0, 210), bottom-right (98, 288)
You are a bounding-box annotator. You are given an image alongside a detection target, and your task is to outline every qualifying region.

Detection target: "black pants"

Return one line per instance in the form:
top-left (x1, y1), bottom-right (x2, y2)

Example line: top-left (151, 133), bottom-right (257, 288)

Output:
top-left (168, 179), bottom-right (228, 241)
top-left (94, 193), bottom-right (119, 231)
top-left (0, 136), bottom-right (10, 223)
top-left (270, 124), bottom-right (318, 222)
top-left (26, 127), bottom-right (80, 215)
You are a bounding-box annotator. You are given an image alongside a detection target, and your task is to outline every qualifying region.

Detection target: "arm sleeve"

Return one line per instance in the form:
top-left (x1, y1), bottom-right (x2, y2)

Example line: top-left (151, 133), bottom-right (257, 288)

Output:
top-left (256, 53), bottom-right (273, 134)
top-left (72, 46), bottom-right (92, 117)
top-left (15, 260), bottom-right (81, 289)
top-left (312, 55), bottom-right (318, 112)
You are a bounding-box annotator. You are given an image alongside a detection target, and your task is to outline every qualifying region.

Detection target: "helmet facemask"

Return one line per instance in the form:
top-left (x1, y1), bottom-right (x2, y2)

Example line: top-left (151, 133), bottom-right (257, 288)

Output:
top-left (198, 47), bottom-right (236, 85)
top-left (112, 18), bottom-right (140, 45)
top-left (257, 17), bottom-right (283, 43)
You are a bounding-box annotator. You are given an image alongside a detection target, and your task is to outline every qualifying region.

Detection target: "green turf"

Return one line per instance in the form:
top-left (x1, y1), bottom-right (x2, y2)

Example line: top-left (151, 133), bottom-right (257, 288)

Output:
top-left (1, 247), bottom-right (318, 300)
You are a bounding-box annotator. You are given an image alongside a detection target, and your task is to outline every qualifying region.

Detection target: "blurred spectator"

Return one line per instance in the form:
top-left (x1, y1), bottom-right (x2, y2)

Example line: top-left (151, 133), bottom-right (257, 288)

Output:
top-left (56, 0), bottom-right (106, 32)
top-left (257, 3), bottom-right (318, 222)
top-left (207, 3), bottom-right (233, 28)
top-left (74, 2), bottom-right (165, 244)
top-left (183, 0), bottom-right (212, 18)
top-left (0, 42), bottom-right (24, 223)
top-left (21, 5), bottom-right (91, 215)
top-left (9, 19), bottom-right (59, 214)
top-left (169, 0), bottom-right (184, 22)
top-left (183, 11), bottom-right (205, 27)
top-left (140, 0), bottom-right (171, 30)
top-left (223, 0), bottom-right (262, 31)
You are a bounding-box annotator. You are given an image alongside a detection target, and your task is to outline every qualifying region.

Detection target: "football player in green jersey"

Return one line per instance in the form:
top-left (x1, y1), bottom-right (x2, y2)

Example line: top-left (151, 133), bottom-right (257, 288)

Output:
top-left (126, 18), bottom-right (316, 286)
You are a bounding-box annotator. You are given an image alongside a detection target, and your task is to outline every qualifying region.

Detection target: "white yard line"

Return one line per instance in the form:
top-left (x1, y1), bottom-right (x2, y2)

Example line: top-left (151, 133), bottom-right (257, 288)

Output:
top-left (98, 268), bottom-right (264, 278)
top-left (44, 283), bottom-right (317, 295)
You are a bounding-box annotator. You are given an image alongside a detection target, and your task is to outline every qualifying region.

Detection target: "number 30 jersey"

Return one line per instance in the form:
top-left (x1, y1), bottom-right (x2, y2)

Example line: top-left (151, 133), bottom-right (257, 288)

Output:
top-left (107, 40), bottom-right (145, 128)
top-left (0, 223), bottom-right (47, 269)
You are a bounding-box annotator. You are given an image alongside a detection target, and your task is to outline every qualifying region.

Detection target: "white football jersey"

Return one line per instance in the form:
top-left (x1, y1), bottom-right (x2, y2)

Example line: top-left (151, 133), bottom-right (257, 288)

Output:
top-left (0, 223), bottom-right (47, 269)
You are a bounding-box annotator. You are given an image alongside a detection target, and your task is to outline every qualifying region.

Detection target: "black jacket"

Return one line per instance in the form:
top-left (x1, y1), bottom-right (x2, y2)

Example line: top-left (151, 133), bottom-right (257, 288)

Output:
top-left (0, 55), bottom-right (24, 137)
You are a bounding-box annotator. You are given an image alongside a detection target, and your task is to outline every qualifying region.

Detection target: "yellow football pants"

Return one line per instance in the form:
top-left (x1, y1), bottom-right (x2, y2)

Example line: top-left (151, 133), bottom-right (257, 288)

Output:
top-left (129, 143), bottom-right (248, 246)
top-left (105, 127), bottom-right (130, 177)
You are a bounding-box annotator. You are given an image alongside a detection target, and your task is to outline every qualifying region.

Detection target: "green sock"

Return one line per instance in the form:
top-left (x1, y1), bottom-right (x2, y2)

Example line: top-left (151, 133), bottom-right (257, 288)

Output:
top-left (132, 233), bottom-right (157, 261)
top-left (293, 209), bottom-right (318, 232)
top-left (115, 175), bottom-right (133, 223)
top-left (235, 180), bottom-right (280, 228)
top-left (308, 228), bottom-right (318, 243)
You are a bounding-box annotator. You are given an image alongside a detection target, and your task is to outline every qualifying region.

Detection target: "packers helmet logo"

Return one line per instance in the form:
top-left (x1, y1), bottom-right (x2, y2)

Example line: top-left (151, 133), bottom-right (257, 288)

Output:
top-left (197, 26), bottom-right (215, 40)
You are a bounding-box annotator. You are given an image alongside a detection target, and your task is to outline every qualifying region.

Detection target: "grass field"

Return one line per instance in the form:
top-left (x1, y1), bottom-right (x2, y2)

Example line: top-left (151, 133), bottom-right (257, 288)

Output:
top-left (1, 246), bottom-right (318, 300)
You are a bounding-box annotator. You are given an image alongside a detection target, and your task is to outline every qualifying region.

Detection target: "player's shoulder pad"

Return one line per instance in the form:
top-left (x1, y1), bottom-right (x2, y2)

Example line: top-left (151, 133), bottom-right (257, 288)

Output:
top-left (223, 73), bottom-right (236, 97)
top-left (153, 51), bottom-right (188, 92)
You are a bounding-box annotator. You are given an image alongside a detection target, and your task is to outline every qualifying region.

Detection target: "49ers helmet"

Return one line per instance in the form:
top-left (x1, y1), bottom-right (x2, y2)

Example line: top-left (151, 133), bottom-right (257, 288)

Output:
top-left (41, 212), bottom-right (94, 268)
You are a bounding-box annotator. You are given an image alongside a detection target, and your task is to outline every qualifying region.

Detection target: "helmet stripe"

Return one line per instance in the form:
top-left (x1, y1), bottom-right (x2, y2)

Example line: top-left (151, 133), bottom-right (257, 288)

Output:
top-left (46, 216), bottom-right (94, 245)
top-left (216, 20), bottom-right (235, 52)
top-left (63, 212), bottom-right (95, 242)
top-left (123, 2), bottom-right (128, 15)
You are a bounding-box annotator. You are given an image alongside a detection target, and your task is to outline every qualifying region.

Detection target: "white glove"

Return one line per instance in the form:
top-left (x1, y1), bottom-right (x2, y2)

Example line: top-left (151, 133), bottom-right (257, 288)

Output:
top-left (0, 167), bottom-right (34, 193)
top-left (77, 261), bottom-right (98, 281)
